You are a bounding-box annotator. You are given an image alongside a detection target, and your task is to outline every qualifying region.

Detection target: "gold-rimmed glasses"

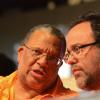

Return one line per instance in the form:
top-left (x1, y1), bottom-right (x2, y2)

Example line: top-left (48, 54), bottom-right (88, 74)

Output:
top-left (23, 44), bottom-right (63, 66)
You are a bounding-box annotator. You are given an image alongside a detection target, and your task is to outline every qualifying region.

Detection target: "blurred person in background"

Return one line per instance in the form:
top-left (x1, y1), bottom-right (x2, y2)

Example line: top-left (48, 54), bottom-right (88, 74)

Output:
top-left (64, 11), bottom-right (100, 91)
top-left (0, 24), bottom-right (77, 100)
top-left (0, 52), bottom-right (16, 76)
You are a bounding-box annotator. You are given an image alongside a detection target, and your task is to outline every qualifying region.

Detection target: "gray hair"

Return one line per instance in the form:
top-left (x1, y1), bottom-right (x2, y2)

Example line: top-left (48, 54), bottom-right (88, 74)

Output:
top-left (21, 24), bottom-right (66, 58)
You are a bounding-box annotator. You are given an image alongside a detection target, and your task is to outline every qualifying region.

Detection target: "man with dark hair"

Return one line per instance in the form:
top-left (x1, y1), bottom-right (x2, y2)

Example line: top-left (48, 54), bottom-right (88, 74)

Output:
top-left (0, 24), bottom-right (77, 100)
top-left (64, 11), bottom-right (100, 91)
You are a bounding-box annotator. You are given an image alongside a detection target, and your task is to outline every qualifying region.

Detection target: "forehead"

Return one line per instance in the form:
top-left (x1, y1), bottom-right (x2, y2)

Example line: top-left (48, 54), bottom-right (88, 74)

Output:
top-left (66, 21), bottom-right (95, 47)
top-left (26, 30), bottom-right (61, 51)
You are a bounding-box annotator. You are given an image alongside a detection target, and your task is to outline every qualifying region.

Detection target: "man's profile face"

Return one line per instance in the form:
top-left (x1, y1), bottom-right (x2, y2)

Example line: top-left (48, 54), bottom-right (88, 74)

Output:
top-left (18, 30), bottom-right (62, 91)
top-left (66, 21), bottom-right (100, 90)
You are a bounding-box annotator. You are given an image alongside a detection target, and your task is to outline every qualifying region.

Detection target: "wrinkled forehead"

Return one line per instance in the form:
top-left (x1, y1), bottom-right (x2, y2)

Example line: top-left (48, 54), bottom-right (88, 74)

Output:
top-left (26, 31), bottom-right (62, 53)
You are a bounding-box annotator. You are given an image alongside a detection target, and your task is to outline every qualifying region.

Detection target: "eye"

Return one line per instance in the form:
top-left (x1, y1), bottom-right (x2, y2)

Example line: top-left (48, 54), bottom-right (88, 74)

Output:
top-left (47, 55), bottom-right (58, 61)
top-left (72, 46), bottom-right (80, 54)
top-left (32, 49), bottom-right (42, 55)
top-left (65, 52), bottom-right (70, 58)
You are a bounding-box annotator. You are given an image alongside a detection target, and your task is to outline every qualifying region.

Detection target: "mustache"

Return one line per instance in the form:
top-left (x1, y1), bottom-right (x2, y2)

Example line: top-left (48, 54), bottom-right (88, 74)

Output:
top-left (71, 64), bottom-right (83, 71)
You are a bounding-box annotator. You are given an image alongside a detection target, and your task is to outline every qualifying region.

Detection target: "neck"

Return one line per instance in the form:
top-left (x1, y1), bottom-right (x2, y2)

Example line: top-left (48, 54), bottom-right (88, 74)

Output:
top-left (14, 79), bottom-right (39, 99)
top-left (14, 76), bottom-right (58, 99)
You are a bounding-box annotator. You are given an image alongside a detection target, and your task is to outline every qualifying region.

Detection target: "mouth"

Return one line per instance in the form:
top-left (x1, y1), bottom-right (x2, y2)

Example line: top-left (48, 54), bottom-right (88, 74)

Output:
top-left (33, 69), bottom-right (46, 76)
top-left (30, 68), bottom-right (47, 80)
top-left (72, 67), bottom-right (83, 77)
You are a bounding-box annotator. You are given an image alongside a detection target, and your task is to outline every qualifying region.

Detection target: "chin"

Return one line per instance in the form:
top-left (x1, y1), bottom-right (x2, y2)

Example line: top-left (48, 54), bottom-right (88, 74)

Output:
top-left (76, 77), bottom-right (87, 90)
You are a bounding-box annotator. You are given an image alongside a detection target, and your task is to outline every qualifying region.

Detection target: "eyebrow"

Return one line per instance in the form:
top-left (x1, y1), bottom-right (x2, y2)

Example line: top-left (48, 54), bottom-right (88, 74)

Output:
top-left (30, 47), bottom-right (42, 51)
top-left (67, 43), bottom-right (81, 50)
top-left (72, 43), bottom-right (82, 47)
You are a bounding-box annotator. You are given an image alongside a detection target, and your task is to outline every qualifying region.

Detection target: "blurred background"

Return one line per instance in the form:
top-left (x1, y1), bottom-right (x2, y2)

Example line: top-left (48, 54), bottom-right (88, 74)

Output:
top-left (0, 0), bottom-right (100, 91)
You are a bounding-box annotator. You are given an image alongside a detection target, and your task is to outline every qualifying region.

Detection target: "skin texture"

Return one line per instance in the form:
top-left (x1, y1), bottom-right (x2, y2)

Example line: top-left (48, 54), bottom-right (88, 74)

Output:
top-left (66, 21), bottom-right (100, 91)
top-left (14, 30), bottom-right (63, 99)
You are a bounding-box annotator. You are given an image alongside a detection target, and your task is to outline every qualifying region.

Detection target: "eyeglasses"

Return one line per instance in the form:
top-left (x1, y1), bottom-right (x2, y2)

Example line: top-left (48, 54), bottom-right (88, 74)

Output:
top-left (64, 41), bottom-right (99, 61)
top-left (23, 44), bottom-right (63, 66)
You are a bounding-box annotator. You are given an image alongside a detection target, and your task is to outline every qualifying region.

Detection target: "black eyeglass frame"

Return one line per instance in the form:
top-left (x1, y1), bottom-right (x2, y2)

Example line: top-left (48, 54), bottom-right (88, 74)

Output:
top-left (64, 41), bottom-right (99, 61)
top-left (77, 41), bottom-right (99, 49)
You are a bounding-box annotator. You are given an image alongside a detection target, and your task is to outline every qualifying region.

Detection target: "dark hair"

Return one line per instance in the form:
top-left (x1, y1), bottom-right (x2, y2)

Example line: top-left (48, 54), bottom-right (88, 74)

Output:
top-left (68, 11), bottom-right (100, 47)
top-left (0, 53), bottom-right (16, 76)
top-left (21, 24), bottom-right (66, 58)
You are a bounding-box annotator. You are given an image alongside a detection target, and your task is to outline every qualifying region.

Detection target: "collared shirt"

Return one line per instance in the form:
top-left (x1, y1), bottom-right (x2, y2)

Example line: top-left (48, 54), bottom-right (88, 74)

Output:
top-left (0, 71), bottom-right (77, 100)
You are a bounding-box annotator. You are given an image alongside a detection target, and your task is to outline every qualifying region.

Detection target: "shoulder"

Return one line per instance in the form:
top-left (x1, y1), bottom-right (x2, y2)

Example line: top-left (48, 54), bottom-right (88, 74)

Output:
top-left (0, 71), bottom-right (17, 89)
top-left (60, 86), bottom-right (78, 96)
top-left (56, 76), bottom-right (78, 96)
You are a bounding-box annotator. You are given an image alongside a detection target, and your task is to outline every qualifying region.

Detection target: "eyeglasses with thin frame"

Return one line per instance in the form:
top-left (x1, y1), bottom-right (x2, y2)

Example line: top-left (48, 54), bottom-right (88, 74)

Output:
top-left (23, 44), bottom-right (63, 66)
top-left (64, 41), bottom-right (99, 61)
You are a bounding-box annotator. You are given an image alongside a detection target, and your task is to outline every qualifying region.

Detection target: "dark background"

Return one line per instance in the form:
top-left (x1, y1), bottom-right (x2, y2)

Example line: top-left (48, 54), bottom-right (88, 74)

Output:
top-left (0, 0), bottom-right (100, 63)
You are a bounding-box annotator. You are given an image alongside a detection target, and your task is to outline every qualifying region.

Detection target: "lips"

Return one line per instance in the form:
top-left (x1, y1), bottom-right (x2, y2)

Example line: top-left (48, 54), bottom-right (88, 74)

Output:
top-left (33, 69), bottom-right (46, 76)
top-left (72, 68), bottom-right (80, 73)
top-left (72, 67), bottom-right (82, 76)
top-left (29, 69), bottom-right (47, 81)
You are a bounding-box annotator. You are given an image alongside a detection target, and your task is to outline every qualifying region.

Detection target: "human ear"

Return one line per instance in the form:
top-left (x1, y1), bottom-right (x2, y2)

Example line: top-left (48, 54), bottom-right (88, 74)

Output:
top-left (17, 46), bottom-right (24, 64)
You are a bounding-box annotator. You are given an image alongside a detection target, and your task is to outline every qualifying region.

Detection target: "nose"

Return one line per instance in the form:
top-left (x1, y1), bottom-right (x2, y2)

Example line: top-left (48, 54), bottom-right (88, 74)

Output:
top-left (67, 54), bottom-right (78, 65)
top-left (37, 55), bottom-right (48, 68)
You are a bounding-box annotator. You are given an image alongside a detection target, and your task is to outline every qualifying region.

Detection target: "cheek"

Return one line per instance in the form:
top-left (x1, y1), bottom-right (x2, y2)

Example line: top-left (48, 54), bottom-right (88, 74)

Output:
top-left (18, 53), bottom-right (35, 72)
top-left (48, 65), bottom-right (59, 76)
top-left (81, 52), bottom-right (99, 75)
top-left (46, 67), bottom-right (58, 83)
top-left (21, 52), bottom-right (34, 66)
